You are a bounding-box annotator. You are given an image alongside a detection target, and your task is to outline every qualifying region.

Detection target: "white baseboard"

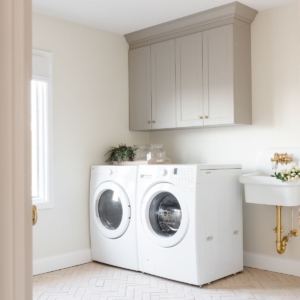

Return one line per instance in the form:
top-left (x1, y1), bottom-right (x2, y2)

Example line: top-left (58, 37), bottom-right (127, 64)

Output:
top-left (244, 251), bottom-right (300, 277)
top-left (33, 249), bottom-right (92, 276)
top-left (33, 249), bottom-right (300, 277)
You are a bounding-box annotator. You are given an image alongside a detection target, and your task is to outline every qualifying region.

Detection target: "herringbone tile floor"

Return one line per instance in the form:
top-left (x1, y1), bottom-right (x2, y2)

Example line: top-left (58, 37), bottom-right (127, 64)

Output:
top-left (33, 262), bottom-right (300, 300)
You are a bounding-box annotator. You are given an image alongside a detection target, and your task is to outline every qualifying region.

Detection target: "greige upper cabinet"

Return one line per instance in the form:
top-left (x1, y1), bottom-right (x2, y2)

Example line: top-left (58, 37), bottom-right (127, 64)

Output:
top-left (176, 24), bottom-right (251, 128)
top-left (176, 33), bottom-right (203, 127)
top-left (126, 2), bottom-right (258, 131)
top-left (129, 46), bottom-right (151, 130)
top-left (129, 40), bottom-right (176, 130)
top-left (202, 25), bottom-right (234, 126)
top-left (151, 40), bottom-right (176, 129)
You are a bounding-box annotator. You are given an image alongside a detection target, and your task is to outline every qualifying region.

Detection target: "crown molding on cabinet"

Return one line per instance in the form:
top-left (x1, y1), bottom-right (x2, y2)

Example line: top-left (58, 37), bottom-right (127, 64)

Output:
top-left (124, 2), bottom-right (258, 49)
top-left (233, 1), bottom-right (258, 23)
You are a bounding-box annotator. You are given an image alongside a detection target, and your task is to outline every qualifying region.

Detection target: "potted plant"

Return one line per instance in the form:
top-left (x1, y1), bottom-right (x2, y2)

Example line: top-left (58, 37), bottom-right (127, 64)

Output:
top-left (105, 144), bottom-right (137, 165)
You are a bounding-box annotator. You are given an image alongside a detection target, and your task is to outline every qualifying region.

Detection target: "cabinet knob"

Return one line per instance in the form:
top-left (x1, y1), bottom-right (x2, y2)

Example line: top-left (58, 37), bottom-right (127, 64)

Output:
top-left (152, 120), bottom-right (155, 123)
top-left (204, 116), bottom-right (208, 119)
top-left (198, 116), bottom-right (203, 119)
top-left (147, 121), bottom-right (151, 124)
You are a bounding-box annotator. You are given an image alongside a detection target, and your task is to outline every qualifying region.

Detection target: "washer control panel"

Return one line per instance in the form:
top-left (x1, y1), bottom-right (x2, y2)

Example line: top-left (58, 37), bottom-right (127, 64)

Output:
top-left (173, 167), bottom-right (195, 183)
top-left (138, 166), bottom-right (196, 184)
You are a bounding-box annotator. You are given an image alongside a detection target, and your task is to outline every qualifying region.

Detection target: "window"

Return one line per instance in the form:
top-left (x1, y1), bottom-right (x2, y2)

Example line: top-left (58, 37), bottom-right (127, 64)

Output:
top-left (31, 49), bottom-right (53, 209)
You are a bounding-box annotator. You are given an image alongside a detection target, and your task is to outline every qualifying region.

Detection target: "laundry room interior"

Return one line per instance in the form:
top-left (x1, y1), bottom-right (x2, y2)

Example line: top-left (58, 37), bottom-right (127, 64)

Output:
top-left (28, 0), bottom-right (300, 298)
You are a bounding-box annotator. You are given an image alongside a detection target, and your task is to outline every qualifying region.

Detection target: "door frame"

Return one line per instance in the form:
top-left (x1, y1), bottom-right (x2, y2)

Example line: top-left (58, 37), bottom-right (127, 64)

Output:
top-left (0, 0), bottom-right (32, 299)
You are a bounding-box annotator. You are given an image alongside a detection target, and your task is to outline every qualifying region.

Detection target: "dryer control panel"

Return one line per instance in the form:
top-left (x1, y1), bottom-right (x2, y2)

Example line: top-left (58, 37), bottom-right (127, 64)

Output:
top-left (91, 166), bottom-right (136, 182)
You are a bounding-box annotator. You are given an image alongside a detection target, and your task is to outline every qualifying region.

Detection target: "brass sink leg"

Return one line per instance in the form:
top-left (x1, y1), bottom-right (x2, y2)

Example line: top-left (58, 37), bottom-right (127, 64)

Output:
top-left (275, 206), bottom-right (298, 254)
top-left (276, 206), bottom-right (288, 254)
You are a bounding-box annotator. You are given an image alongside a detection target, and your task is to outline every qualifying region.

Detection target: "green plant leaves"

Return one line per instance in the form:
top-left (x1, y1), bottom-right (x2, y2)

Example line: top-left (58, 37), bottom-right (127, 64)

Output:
top-left (271, 172), bottom-right (287, 182)
top-left (105, 143), bottom-right (137, 163)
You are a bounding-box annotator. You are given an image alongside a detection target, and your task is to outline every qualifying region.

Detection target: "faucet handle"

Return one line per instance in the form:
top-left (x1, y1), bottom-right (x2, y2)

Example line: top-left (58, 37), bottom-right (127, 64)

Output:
top-left (271, 153), bottom-right (293, 165)
top-left (290, 229), bottom-right (298, 237)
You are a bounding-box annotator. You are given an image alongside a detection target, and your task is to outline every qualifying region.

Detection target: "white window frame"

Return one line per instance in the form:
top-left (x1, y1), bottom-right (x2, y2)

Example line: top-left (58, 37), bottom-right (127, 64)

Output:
top-left (31, 49), bottom-right (54, 209)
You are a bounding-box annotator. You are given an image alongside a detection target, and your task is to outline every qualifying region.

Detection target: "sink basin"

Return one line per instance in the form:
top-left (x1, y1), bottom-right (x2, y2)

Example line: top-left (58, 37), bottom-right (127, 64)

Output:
top-left (240, 172), bottom-right (300, 206)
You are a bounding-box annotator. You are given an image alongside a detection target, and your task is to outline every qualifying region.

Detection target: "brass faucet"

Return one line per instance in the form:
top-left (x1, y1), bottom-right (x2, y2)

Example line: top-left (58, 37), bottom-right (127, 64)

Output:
top-left (271, 153), bottom-right (293, 166)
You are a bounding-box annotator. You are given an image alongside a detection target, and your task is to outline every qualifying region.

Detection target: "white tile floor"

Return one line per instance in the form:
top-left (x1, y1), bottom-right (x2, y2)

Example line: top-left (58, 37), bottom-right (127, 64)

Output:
top-left (33, 262), bottom-right (300, 300)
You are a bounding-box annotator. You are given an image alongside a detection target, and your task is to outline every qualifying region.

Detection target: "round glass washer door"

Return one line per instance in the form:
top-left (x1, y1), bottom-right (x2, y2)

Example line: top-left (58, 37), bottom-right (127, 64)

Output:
top-left (141, 183), bottom-right (189, 248)
top-left (92, 181), bottom-right (130, 239)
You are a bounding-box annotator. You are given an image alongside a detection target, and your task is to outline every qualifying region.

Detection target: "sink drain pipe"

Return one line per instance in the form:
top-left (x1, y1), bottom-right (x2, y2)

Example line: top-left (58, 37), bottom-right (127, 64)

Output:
top-left (275, 206), bottom-right (298, 254)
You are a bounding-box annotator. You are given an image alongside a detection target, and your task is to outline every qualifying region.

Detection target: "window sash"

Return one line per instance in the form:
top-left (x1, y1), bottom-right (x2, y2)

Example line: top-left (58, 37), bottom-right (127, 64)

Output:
top-left (31, 49), bottom-right (53, 209)
top-left (31, 80), bottom-right (48, 203)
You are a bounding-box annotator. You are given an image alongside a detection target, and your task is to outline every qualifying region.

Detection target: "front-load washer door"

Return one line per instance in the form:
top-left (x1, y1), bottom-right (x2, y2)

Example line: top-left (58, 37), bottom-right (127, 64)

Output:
top-left (93, 182), bottom-right (130, 239)
top-left (141, 183), bottom-right (189, 248)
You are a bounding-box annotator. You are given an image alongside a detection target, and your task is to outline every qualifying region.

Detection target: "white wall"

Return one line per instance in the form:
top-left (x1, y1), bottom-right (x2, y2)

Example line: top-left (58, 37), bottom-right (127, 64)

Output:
top-left (150, 2), bottom-right (300, 261)
top-left (32, 13), bottom-right (149, 262)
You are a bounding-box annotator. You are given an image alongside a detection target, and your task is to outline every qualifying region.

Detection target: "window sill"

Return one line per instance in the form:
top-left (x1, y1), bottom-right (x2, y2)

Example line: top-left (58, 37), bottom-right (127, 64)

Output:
top-left (32, 200), bottom-right (54, 210)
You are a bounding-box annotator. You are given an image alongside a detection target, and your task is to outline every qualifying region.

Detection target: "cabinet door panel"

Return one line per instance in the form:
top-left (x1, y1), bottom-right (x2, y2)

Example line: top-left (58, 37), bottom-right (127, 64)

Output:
top-left (203, 25), bottom-right (234, 126)
top-left (129, 46), bottom-right (151, 130)
top-left (151, 40), bottom-right (176, 129)
top-left (176, 33), bottom-right (203, 127)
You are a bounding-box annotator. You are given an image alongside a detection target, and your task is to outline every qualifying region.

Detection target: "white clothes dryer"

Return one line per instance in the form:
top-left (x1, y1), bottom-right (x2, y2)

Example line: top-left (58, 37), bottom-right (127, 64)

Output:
top-left (137, 164), bottom-right (243, 286)
top-left (90, 165), bottom-right (138, 270)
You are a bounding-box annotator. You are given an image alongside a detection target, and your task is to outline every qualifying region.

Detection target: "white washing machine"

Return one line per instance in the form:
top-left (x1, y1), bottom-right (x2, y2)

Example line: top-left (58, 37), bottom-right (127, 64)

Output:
top-left (90, 165), bottom-right (138, 271)
top-left (137, 164), bottom-right (243, 286)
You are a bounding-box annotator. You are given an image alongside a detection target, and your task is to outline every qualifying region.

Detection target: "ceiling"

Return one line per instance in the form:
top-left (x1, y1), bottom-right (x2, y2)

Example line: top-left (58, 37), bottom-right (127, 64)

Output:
top-left (32, 0), bottom-right (298, 35)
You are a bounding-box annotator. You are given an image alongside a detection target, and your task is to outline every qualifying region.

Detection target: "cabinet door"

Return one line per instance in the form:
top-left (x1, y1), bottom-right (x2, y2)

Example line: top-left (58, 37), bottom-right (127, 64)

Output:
top-left (176, 33), bottom-right (203, 127)
top-left (151, 40), bottom-right (176, 129)
top-left (129, 46), bottom-right (151, 130)
top-left (203, 25), bottom-right (234, 126)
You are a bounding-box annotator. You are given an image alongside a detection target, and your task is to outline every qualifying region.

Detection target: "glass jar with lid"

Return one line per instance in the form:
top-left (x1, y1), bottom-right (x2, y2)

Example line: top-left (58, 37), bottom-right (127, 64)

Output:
top-left (149, 144), bottom-right (166, 159)
top-left (147, 144), bottom-right (171, 164)
top-left (134, 144), bottom-right (150, 161)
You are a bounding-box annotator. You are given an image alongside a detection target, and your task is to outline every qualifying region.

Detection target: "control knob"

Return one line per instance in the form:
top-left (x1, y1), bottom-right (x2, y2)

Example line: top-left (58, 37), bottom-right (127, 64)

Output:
top-left (107, 169), bottom-right (113, 175)
top-left (160, 169), bottom-right (168, 176)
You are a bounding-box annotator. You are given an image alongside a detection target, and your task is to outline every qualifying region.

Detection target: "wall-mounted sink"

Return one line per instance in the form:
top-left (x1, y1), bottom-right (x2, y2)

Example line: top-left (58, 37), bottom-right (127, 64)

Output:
top-left (240, 148), bottom-right (300, 207)
top-left (240, 172), bottom-right (300, 206)
top-left (240, 148), bottom-right (300, 254)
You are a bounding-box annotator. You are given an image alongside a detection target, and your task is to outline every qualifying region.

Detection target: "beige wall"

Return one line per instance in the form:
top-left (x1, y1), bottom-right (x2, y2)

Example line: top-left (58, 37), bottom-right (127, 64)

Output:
top-left (150, 2), bottom-right (300, 260)
top-left (32, 13), bottom-right (149, 260)
top-left (33, 1), bottom-right (300, 264)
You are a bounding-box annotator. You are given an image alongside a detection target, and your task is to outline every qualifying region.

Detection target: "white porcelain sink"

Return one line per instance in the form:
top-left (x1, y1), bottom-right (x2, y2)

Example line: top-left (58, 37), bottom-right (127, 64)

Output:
top-left (240, 172), bottom-right (300, 206)
top-left (240, 148), bottom-right (300, 206)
